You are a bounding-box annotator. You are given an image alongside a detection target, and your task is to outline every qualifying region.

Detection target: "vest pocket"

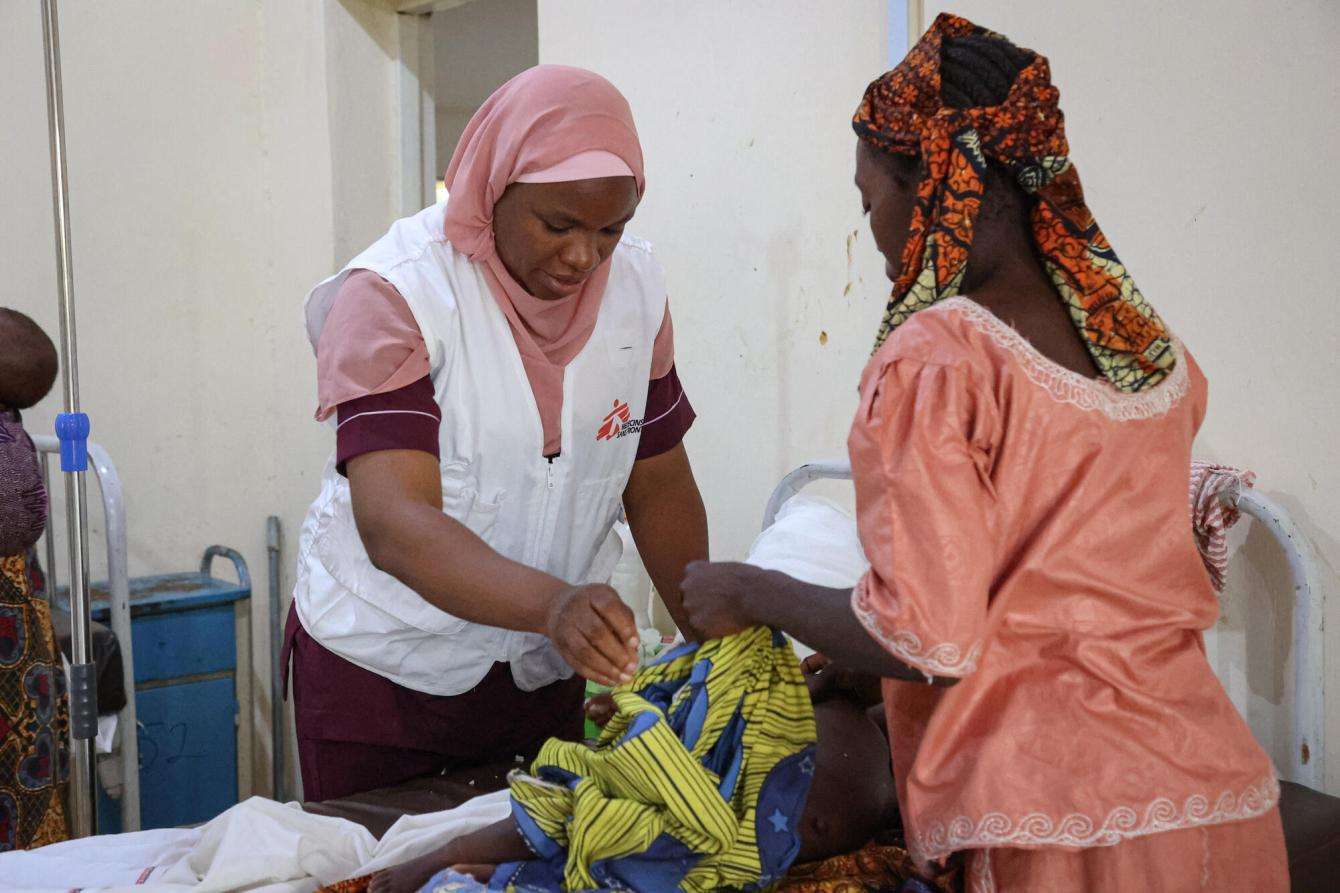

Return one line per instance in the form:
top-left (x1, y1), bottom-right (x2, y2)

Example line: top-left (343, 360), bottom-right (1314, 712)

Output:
top-left (604, 335), bottom-right (639, 374)
top-left (314, 481), bottom-right (471, 636)
top-left (569, 476), bottom-right (626, 584)
top-left (440, 459), bottom-right (504, 541)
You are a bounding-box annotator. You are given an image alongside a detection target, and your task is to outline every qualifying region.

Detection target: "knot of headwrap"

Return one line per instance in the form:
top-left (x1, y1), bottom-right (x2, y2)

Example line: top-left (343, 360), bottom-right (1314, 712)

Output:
top-left (853, 13), bottom-right (1174, 393)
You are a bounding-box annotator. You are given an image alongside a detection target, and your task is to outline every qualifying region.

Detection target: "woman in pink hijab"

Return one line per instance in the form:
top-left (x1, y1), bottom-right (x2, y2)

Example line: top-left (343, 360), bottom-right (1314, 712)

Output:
top-left (285, 66), bottom-right (708, 802)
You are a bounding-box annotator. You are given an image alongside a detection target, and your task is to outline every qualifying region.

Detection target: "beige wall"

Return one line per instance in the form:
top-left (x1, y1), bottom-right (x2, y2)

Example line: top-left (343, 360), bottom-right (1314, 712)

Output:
top-left (433, 0), bottom-right (537, 170)
top-left (921, 0), bottom-right (1340, 793)
top-left (0, 0), bottom-right (403, 798)
top-left (539, 0), bottom-right (891, 564)
top-left (327, 1), bottom-right (405, 265)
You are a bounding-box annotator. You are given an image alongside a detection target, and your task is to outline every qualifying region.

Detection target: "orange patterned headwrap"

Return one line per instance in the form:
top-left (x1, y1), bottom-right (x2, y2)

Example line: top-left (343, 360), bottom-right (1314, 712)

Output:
top-left (853, 13), bottom-right (1174, 392)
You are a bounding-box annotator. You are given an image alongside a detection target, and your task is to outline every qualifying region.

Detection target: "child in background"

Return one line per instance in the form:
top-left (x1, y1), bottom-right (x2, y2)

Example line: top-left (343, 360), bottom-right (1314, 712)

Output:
top-left (0, 307), bottom-right (70, 851)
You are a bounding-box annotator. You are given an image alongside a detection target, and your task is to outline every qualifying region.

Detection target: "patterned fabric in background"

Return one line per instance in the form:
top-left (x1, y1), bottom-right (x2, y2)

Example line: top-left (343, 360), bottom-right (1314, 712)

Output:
top-left (0, 412), bottom-right (48, 560)
top-left (497, 626), bottom-right (816, 892)
top-left (778, 840), bottom-right (958, 893)
top-left (316, 875), bottom-right (375, 893)
top-left (0, 552), bottom-right (70, 852)
top-left (1188, 461), bottom-right (1256, 591)
top-left (852, 13), bottom-right (1175, 393)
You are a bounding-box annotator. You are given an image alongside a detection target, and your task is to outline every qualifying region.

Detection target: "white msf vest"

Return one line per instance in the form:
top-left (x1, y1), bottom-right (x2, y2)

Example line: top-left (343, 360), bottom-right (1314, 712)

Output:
top-left (294, 201), bottom-right (665, 695)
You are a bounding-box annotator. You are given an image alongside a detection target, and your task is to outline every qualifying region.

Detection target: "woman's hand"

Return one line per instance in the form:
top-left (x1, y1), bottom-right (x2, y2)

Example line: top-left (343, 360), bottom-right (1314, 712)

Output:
top-left (679, 561), bottom-right (773, 640)
top-left (545, 584), bottom-right (639, 687)
top-left (684, 565), bottom-right (949, 686)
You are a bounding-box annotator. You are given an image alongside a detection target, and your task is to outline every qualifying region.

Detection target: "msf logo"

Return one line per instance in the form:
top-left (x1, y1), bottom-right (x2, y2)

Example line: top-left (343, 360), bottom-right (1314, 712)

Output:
top-left (597, 399), bottom-right (643, 442)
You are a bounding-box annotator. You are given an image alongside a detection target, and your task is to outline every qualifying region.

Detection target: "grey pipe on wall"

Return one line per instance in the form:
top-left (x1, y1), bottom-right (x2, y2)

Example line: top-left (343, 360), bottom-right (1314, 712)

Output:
top-left (267, 515), bottom-right (284, 802)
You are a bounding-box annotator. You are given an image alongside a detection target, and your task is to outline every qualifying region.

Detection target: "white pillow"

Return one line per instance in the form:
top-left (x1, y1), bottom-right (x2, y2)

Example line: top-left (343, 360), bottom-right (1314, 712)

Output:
top-left (744, 494), bottom-right (870, 659)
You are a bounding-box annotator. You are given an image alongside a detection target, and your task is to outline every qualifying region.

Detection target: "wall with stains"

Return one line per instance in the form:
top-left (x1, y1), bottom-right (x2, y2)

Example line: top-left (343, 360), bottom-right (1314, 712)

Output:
top-left (539, 0), bottom-right (892, 564)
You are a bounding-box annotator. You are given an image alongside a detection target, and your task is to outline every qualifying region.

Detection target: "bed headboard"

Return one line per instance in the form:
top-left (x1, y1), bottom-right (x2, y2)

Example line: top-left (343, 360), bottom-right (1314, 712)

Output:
top-left (762, 458), bottom-right (1326, 790)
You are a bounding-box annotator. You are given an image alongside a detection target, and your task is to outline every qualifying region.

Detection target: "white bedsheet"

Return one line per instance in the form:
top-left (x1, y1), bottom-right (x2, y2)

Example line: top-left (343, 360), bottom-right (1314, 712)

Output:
top-left (0, 790), bottom-right (510, 892)
top-left (745, 493), bottom-right (869, 660)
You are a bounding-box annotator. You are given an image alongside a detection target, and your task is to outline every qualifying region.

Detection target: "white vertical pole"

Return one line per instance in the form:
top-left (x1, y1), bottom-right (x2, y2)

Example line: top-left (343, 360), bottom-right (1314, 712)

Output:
top-left (40, 0), bottom-right (98, 838)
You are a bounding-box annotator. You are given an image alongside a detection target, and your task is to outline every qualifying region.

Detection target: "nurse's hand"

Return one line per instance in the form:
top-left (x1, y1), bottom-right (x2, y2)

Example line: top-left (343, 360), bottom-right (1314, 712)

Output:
top-left (546, 584), bottom-right (639, 687)
top-left (679, 561), bottom-right (767, 640)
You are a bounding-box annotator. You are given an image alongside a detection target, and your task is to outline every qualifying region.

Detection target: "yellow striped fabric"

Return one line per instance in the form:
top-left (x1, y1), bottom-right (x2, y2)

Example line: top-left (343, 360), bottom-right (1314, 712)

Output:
top-left (506, 626), bottom-right (817, 892)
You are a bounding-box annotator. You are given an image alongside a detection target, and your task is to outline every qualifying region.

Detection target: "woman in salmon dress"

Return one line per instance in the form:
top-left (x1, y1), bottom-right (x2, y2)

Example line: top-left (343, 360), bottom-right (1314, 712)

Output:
top-left (681, 15), bottom-right (1287, 891)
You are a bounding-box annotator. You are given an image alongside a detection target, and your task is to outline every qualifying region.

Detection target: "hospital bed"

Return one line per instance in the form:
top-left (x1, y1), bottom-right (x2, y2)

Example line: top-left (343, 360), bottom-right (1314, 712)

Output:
top-left (306, 459), bottom-right (1340, 891)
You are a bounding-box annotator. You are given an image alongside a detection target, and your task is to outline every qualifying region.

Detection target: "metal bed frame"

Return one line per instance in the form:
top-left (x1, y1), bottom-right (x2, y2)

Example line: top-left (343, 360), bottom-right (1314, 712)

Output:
top-left (762, 458), bottom-right (1326, 790)
top-left (32, 435), bottom-right (141, 832)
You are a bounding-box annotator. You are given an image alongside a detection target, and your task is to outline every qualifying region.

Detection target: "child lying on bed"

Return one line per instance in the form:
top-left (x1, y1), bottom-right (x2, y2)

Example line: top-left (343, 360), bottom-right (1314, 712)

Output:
top-left (369, 653), bottom-right (896, 892)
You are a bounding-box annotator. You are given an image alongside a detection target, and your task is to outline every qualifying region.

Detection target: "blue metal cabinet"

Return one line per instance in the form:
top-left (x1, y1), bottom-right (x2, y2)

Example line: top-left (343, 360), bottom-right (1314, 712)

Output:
top-left (130, 675), bottom-right (239, 829)
top-left (64, 549), bottom-right (250, 831)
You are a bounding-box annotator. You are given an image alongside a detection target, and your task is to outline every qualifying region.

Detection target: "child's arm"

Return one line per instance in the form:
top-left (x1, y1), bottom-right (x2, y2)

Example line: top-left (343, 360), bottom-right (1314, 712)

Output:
top-left (369, 817), bottom-right (532, 893)
top-left (447, 817), bottom-right (533, 863)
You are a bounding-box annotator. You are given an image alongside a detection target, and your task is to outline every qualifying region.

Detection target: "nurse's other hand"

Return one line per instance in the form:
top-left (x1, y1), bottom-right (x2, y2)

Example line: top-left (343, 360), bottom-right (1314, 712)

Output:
top-left (680, 561), bottom-right (764, 641)
top-left (546, 584), bottom-right (639, 687)
top-left (584, 691), bottom-right (617, 728)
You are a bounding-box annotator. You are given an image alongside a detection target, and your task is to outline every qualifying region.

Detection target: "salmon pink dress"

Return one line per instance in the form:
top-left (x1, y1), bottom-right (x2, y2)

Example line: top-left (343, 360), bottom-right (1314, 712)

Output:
top-left (847, 297), bottom-right (1287, 891)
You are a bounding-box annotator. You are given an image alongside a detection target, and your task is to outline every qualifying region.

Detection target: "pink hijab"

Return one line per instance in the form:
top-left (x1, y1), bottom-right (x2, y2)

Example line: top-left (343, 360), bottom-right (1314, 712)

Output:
top-left (442, 65), bottom-right (646, 455)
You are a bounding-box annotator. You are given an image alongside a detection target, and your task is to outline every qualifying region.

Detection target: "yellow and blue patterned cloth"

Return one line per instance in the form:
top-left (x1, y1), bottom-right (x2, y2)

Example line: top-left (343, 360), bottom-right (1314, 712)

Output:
top-left (479, 626), bottom-right (817, 892)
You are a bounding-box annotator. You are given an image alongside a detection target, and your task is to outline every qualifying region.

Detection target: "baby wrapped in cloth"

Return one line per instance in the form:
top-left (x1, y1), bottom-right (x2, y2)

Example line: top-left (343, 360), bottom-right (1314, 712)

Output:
top-left (493, 625), bottom-right (816, 891)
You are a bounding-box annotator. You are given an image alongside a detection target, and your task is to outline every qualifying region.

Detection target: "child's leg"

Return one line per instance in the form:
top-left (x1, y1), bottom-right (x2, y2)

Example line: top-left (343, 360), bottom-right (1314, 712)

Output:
top-left (369, 817), bottom-right (531, 893)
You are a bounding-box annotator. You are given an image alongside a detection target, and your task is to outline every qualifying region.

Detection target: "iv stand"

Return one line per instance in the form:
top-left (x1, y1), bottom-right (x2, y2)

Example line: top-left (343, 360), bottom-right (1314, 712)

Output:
top-left (41, 0), bottom-right (99, 838)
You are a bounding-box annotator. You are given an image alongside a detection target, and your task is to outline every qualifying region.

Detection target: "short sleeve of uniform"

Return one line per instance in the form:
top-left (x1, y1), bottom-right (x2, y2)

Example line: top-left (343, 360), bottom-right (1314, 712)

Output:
top-left (847, 352), bottom-right (1000, 678)
top-left (314, 270), bottom-right (432, 421)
